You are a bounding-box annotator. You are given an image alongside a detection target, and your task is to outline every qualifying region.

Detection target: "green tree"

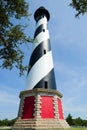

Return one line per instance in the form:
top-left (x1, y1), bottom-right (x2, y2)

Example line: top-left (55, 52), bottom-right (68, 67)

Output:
top-left (74, 117), bottom-right (83, 126)
top-left (0, 119), bottom-right (3, 126)
top-left (0, 118), bottom-right (17, 126)
top-left (8, 118), bottom-right (17, 126)
top-left (82, 119), bottom-right (87, 126)
top-left (0, 0), bottom-right (32, 76)
top-left (0, 119), bottom-right (9, 126)
top-left (66, 114), bottom-right (74, 126)
top-left (0, 1), bottom-right (87, 76)
top-left (70, 0), bottom-right (87, 17)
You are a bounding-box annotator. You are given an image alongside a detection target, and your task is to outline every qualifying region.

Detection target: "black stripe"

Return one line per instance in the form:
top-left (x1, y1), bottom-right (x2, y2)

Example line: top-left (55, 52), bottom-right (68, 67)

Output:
top-left (34, 24), bottom-right (48, 38)
top-left (35, 15), bottom-right (44, 22)
top-left (27, 39), bottom-right (51, 74)
top-left (33, 68), bottom-right (57, 90)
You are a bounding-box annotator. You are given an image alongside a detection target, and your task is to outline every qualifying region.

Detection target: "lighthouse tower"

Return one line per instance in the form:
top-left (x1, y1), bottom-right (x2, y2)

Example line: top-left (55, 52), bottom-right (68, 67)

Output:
top-left (26, 7), bottom-right (56, 90)
top-left (13, 7), bottom-right (70, 130)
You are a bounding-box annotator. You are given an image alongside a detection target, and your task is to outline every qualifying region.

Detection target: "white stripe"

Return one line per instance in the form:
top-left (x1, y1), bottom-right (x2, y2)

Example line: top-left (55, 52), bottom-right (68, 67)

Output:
top-left (33, 30), bottom-right (49, 50)
top-left (25, 51), bottom-right (54, 90)
top-left (36, 16), bottom-right (47, 28)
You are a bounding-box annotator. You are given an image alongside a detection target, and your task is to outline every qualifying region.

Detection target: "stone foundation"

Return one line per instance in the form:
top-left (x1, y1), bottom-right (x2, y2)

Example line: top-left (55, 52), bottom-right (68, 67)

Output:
top-left (12, 118), bottom-right (69, 130)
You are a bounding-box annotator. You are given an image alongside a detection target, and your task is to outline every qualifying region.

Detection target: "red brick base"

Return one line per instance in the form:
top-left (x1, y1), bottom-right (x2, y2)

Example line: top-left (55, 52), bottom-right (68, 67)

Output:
top-left (12, 88), bottom-right (70, 130)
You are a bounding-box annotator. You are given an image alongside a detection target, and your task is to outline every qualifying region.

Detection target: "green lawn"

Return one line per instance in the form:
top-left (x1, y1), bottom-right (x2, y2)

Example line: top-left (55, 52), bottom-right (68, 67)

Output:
top-left (0, 128), bottom-right (87, 130)
top-left (58, 128), bottom-right (87, 130)
top-left (0, 129), bottom-right (11, 130)
top-left (39, 128), bottom-right (87, 130)
top-left (68, 128), bottom-right (87, 130)
top-left (61, 128), bottom-right (87, 130)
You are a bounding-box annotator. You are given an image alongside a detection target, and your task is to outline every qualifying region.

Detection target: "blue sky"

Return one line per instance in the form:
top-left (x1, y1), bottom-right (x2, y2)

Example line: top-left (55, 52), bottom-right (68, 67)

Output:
top-left (0, 0), bottom-right (87, 120)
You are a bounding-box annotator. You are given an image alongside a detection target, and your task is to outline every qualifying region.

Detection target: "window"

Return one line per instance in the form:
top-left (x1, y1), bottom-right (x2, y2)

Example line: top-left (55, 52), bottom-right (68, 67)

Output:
top-left (44, 81), bottom-right (48, 89)
top-left (44, 50), bottom-right (46, 54)
top-left (43, 29), bottom-right (45, 32)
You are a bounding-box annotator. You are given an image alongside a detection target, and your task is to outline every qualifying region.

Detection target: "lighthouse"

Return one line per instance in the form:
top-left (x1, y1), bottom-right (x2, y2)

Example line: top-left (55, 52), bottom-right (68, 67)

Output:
top-left (26, 7), bottom-right (56, 90)
top-left (13, 7), bottom-right (70, 130)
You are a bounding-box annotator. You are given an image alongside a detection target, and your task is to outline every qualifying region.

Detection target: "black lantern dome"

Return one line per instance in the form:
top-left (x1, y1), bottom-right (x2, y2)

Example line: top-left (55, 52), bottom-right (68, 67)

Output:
top-left (34, 6), bottom-right (50, 21)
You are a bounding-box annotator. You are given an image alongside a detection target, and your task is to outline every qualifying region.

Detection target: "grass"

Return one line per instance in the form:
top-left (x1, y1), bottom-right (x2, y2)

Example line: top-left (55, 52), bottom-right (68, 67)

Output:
top-left (0, 128), bottom-right (87, 130)
top-left (69, 128), bottom-right (87, 130)
top-left (65, 128), bottom-right (86, 130)
top-left (0, 129), bottom-right (11, 130)
top-left (59, 128), bottom-right (87, 130)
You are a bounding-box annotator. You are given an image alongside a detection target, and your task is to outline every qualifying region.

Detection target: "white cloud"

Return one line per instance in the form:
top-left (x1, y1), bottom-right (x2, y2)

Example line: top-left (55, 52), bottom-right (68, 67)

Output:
top-left (0, 92), bottom-right (18, 104)
top-left (54, 61), bottom-right (87, 119)
top-left (63, 96), bottom-right (87, 119)
top-left (0, 91), bottom-right (19, 104)
top-left (65, 107), bottom-right (87, 113)
top-left (0, 84), bottom-right (20, 119)
top-left (55, 61), bottom-right (87, 97)
top-left (0, 84), bottom-right (19, 105)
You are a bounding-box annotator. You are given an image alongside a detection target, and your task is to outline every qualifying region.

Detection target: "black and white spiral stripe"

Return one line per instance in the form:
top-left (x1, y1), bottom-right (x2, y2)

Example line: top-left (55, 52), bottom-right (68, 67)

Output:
top-left (26, 10), bottom-right (57, 90)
